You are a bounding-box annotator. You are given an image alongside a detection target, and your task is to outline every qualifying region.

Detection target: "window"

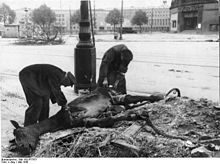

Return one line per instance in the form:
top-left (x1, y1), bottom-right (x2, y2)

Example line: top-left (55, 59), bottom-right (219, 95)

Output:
top-left (209, 24), bottom-right (219, 31)
top-left (99, 26), bottom-right (104, 30)
top-left (172, 20), bottom-right (176, 28)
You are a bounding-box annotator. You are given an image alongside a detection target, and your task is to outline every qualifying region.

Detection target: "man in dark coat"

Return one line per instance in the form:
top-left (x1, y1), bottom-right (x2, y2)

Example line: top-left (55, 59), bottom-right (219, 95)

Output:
top-left (19, 64), bottom-right (76, 126)
top-left (98, 44), bottom-right (133, 94)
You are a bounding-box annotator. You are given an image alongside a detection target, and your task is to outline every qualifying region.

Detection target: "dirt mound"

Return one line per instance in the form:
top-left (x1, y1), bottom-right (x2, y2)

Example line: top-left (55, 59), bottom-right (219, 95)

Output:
top-left (27, 97), bottom-right (220, 158)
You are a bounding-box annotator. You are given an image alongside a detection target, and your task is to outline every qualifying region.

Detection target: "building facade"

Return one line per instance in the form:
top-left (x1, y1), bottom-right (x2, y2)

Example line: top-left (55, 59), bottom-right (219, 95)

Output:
top-left (14, 8), bottom-right (33, 38)
top-left (141, 7), bottom-right (170, 32)
top-left (14, 8), bottom-right (74, 37)
top-left (54, 9), bottom-right (72, 34)
top-left (94, 7), bottom-right (170, 32)
top-left (2, 24), bottom-right (19, 38)
top-left (170, 0), bottom-right (219, 32)
top-left (13, 7), bottom-right (170, 35)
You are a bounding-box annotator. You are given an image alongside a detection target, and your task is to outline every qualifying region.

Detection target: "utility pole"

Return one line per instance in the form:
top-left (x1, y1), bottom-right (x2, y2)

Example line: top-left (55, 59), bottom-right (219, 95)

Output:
top-left (69, 7), bottom-right (72, 35)
top-left (24, 8), bottom-right (28, 38)
top-left (119, 0), bottom-right (123, 40)
top-left (150, 8), bottom-right (153, 33)
top-left (93, 0), bottom-right (96, 30)
top-left (60, 0), bottom-right (62, 38)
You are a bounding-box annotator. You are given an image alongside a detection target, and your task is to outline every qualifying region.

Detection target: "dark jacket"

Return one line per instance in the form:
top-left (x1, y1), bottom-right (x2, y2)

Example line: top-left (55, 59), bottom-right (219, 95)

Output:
top-left (98, 44), bottom-right (133, 86)
top-left (19, 64), bottom-right (67, 106)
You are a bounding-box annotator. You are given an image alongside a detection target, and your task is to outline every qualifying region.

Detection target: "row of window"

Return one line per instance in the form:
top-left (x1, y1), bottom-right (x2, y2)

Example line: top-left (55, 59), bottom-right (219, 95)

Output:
top-left (145, 10), bottom-right (170, 16)
top-left (55, 21), bottom-right (65, 25)
top-left (56, 14), bottom-right (64, 17)
top-left (146, 14), bottom-right (170, 17)
top-left (146, 13), bottom-right (170, 17)
top-left (143, 27), bottom-right (169, 31)
top-left (57, 18), bottom-right (65, 21)
top-left (149, 19), bottom-right (170, 26)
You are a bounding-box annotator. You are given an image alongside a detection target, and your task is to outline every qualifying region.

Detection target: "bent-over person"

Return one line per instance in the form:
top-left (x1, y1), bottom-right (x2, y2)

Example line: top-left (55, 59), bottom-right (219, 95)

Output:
top-left (19, 64), bottom-right (76, 126)
top-left (98, 44), bottom-right (133, 94)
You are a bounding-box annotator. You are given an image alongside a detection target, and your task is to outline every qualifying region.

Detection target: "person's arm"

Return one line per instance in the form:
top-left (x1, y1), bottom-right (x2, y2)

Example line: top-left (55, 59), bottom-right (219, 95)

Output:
top-left (98, 62), bottom-right (109, 87)
top-left (98, 50), bottom-right (114, 86)
top-left (50, 92), bottom-right (57, 104)
top-left (48, 77), bottom-right (67, 107)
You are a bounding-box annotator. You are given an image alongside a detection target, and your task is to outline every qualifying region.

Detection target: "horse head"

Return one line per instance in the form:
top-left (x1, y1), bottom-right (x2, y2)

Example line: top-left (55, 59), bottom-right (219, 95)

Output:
top-left (10, 120), bottom-right (39, 155)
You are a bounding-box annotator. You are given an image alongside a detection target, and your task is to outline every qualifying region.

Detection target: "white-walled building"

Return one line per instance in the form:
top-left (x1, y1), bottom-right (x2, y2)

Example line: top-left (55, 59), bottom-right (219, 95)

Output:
top-left (13, 6), bottom-right (171, 35)
top-left (142, 7), bottom-right (170, 32)
top-left (54, 9), bottom-right (73, 33)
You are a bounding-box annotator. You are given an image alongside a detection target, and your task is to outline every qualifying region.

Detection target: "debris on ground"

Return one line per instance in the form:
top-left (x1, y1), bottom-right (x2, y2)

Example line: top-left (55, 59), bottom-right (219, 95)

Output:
top-left (2, 97), bottom-right (220, 157)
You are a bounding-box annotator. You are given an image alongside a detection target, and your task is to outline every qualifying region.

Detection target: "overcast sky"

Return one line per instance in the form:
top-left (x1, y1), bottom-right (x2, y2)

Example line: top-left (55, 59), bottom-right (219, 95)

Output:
top-left (1, 0), bottom-right (172, 10)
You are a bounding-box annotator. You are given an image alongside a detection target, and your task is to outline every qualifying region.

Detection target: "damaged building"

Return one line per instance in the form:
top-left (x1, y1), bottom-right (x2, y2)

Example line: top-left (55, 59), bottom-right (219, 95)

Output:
top-left (170, 0), bottom-right (219, 33)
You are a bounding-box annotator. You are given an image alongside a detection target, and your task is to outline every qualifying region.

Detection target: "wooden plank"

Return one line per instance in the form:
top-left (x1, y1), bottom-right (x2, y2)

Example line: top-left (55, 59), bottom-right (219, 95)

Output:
top-left (123, 123), bottom-right (143, 138)
top-left (111, 123), bottom-right (143, 152)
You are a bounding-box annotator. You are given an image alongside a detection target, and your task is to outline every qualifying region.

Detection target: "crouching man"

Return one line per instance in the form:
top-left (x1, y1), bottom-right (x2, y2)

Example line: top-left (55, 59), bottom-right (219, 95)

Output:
top-left (19, 64), bottom-right (76, 126)
top-left (98, 44), bottom-right (133, 94)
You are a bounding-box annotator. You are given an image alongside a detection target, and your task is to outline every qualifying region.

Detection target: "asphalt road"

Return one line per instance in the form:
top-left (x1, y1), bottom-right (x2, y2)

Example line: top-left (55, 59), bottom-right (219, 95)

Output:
top-left (1, 35), bottom-right (219, 101)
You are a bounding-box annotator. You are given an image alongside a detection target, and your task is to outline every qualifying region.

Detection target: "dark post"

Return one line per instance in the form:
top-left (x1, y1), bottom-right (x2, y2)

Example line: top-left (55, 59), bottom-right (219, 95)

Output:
top-left (74, 0), bottom-right (96, 93)
top-left (119, 0), bottom-right (123, 40)
top-left (151, 8), bottom-right (153, 33)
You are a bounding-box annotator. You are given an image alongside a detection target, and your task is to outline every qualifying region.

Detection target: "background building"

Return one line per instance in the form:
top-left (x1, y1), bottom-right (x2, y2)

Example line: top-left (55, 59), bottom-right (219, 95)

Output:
top-left (2, 24), bottom-right (19, 38)
top-left (94, 7), bottom-right (170, 32)
top-left (0, 22), bottom-right (4, 36)
top-left (15, 8), bottom-right (74, 37)
top-left (11, 6), bottom-right (171, 35)
top-left (94, 9), bottom-right (112, 31)
top-left (14, 8), bottom-right (32, 38)
top-left (9, 0), bottom-right (220, 35)
top-left (170, 0), bottom-right (219, 33)
top-left (54, 9), bottom-right (72, 34)
top-left (141, 7), bottom-right (170, 32)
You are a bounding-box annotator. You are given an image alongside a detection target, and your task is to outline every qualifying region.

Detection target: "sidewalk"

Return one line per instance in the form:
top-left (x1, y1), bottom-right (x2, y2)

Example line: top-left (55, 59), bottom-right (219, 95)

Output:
top-left (94, 32), bottom-right (219, 42)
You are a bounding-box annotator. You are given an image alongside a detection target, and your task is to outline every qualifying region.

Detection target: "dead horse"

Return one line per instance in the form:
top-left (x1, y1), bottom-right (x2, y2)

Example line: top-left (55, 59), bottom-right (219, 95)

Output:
top-left (10, 87), bottom-right (180, 155)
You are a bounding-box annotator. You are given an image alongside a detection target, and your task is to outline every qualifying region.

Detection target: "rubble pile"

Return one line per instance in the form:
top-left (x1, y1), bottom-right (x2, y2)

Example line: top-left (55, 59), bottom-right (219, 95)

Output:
top-left (32, 97), bottom-right (220, 157)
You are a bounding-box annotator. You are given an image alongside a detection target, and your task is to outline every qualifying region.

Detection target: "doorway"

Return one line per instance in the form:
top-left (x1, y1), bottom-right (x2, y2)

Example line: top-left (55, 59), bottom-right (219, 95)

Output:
top-left (184, 17), bottom-right (197, 30)
top-left (183, 12), bottom-right (198, 30)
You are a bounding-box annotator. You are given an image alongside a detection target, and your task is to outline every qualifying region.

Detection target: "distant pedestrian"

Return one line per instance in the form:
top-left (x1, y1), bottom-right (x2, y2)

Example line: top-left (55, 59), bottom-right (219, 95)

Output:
top-left (98, 44), bottom-right (133, 94)
top-left (19, 64), bottom-right (76, 126)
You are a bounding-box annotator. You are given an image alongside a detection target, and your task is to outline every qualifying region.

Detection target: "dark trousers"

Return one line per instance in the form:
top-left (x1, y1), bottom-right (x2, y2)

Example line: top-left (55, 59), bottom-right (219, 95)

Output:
top-left (107, 71), bottom-right (127, 94)
top-left (22, 86), bottom-right (50, 126)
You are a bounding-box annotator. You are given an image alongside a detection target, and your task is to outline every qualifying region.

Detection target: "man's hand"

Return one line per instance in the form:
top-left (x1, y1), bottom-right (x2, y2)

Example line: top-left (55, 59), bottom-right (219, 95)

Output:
top-left (103, 77), bottom-right (108, 87)
top-left (61, 104), bottom-right (68, 111)
top-left (114, 80), bottom-right (119, 89)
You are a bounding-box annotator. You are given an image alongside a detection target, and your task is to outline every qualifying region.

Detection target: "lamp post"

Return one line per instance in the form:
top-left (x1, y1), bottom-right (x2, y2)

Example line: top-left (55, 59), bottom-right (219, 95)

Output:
top-left (74, 0), bottom-right (96, 93)
top-left (119, 0), bottom-right (123, 40)
top-left (24, 8), bottom-right (28, 38)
